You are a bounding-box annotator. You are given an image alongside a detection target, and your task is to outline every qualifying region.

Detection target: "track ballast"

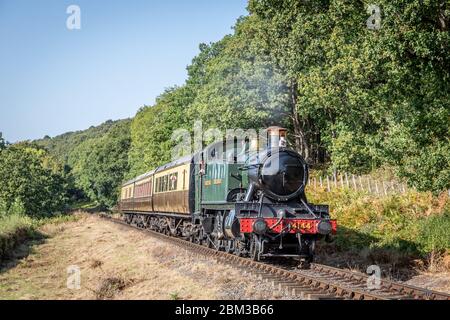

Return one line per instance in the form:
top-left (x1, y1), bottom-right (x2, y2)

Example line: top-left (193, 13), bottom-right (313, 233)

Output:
top-left (99, 213), bottom-right (450, 301)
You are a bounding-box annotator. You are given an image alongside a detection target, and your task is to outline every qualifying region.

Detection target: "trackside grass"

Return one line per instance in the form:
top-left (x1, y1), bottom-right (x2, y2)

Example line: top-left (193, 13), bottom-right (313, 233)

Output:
top-left (0, 214), bottom-right (35, 261)
top-left (307, 186), bottom-right (450, 271)
top-left (0, 213), bottom-right (80, 262)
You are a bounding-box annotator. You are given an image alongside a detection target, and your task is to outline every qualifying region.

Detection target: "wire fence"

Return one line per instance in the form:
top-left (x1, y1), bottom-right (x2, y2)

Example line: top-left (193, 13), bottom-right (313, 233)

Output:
top-left (307, 172), bottom-right (411, 196)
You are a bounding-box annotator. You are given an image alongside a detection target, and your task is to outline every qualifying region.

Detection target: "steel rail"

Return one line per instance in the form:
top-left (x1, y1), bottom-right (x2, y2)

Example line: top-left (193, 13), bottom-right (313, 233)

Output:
top-left (98, 214), bottom-right (450, 301)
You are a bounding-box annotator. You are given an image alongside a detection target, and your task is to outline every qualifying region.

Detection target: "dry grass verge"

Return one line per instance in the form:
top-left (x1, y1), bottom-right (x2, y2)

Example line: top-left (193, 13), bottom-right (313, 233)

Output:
top-left (0, 214), bottom-right (292, 300)
top-left (0, 214), bottom-right (37, 262)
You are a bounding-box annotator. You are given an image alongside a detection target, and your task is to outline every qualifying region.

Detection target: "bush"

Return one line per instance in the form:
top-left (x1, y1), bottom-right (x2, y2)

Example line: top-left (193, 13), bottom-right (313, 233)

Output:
top-left (0, 143), bottom-right (68, 217)
top-left (417, 212), bottom-right (450, 254)
top-left (0, 214), bottom-right (35, 261)
top-left (306, 184), bottom-right (450, 256)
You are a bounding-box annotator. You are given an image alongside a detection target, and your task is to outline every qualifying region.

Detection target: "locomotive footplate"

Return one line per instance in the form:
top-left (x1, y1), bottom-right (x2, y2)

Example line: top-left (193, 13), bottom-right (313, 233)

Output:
top-left (234, 201), bottom-right (335, 235)
top-left (234, 201), bottom-right (330, 219)
top-left (239, 217), bottom-right (337, 235)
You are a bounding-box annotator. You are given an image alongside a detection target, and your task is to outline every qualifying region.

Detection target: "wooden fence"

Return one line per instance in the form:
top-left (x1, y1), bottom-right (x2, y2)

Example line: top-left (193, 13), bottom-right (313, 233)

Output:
top-left (307, 172), bottom-right (410, 196)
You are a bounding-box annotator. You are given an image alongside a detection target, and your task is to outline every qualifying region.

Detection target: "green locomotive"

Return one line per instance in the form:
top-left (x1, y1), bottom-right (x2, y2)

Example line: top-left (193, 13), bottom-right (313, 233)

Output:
top-left (119, 127), bottom-right (336, 262)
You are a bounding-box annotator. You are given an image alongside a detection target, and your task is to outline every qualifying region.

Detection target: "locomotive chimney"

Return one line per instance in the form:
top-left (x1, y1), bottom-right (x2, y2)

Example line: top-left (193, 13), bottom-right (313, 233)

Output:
top-left (267, 126), bottom-right (287, 150)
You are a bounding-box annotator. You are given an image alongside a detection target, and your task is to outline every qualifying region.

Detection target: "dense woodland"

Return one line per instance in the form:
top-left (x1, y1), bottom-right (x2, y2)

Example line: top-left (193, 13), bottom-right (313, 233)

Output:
top-left (0, 0), bottom-right (449, 216)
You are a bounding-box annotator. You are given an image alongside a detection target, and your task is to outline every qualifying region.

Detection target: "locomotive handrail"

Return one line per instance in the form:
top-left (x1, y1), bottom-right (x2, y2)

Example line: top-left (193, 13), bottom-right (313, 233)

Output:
top-left (300, 198), bottom-right (320, 219)
top-left (238, 164), bottom-right (262, 171)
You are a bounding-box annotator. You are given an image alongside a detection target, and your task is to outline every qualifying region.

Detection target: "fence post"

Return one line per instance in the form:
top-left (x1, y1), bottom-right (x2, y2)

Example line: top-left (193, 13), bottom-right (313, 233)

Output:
top-left (340, 174), bottom-right (344, 188)
top-left (334, 174), bottom-right (337, 188)
top-left (319, 176), bottom-right (323, 188)
top-left (383, 181), bottom-right (387, 196)
top-left (368, 177), bottom-right (372, 193)
top-left (375, 181), bottom-right (379, 195)
top-left (327, 176), bottom-right (330, 192)
top-left (345, 172), bottom-right (350, 188)
top-left (352, 174), bottom-right (357, 190)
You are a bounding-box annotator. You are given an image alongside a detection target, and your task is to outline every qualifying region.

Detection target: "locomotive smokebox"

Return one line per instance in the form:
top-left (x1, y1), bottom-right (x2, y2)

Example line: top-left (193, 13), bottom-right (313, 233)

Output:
top-left (246, 127), bottom-right (309, 202)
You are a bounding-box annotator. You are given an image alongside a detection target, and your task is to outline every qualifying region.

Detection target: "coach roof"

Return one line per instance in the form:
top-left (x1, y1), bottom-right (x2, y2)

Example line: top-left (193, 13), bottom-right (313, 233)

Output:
top-left (122, 155), bottom-right (193, 186)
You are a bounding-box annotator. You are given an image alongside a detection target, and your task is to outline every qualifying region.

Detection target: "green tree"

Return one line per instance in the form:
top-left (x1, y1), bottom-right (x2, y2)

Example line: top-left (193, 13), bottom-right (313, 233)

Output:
top-left (0, 143), bottom-right (68, 216)
top-left (68, 120), bottom-right (131, 208)
top-left (0, 133), bottom-right (5, 151)
top-left (128, 87), bottom-right (194, 177)
top-left (33, 0), bottom-right (450, 195)
top-left (246, 0), bottom-right (449, 193)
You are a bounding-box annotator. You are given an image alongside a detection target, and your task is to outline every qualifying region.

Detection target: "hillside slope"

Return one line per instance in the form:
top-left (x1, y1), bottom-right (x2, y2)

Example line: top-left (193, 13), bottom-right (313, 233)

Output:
top-left (35, 119), bottom-right (129, 164)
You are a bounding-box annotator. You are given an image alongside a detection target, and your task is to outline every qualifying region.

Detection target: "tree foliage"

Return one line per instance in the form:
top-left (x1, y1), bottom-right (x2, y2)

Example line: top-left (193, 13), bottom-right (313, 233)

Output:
top-left (0, 133), bottom-right (6, 151)
top-left (35, 119), bottom-right (125, 163)
top-left (32, 119), bottom-right (132, 208)
top-left (129, 0), bottom-right (449, 193)
top-left (0, 143), bottom-right (68, 216)
top-left (67, 120), bottom-right (131, 208)
top-left (29, 1), bottom-right (450, 196)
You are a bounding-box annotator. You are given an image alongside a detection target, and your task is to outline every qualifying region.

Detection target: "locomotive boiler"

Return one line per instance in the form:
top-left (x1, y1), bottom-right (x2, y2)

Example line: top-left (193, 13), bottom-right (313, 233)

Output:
top-left (119, 127), bottom-right (336, 263)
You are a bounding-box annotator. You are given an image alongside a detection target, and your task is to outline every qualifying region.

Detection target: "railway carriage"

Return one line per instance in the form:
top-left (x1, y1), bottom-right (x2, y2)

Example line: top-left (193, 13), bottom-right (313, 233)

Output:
top-left (119, 127), bottom-right (336, 263)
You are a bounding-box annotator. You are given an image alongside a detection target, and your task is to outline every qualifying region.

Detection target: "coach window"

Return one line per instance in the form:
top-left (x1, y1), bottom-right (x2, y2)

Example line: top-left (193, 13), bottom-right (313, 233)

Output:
top-left (172, 173), bottom-right (178, 191)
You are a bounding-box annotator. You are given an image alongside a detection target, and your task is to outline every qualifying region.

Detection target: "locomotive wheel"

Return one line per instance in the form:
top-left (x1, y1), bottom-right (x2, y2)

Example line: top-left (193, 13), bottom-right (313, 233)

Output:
top-left (298, 238), bottom-right (315, 266)
top-left (194, 230), bottom-right (204, 245)
top-left (234, 240), bottom-right (246, 257)
top-left (249, 235), bottom-right (261, 261)
top-left (213, 238), bottom-right (225, 251)
top-left (205, 235), bottom-right (214, 248)
top-left (224, 240), bottom-right (234, 254)
top-left (306, 241), bottom-right (315, 263)
top-left (195, 236), bottom-right (203, 245)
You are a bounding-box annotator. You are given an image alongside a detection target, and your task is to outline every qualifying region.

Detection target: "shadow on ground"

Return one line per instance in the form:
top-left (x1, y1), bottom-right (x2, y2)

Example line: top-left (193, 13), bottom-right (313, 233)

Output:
top-left (315, 226), bottom-right (422, 281)
top-left (0, 231), bottom-right (48, 274)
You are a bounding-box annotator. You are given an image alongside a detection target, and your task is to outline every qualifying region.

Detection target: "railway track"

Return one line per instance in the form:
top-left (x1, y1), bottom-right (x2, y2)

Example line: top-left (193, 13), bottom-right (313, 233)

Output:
top-left (98, 214), bottom-right (450, 301)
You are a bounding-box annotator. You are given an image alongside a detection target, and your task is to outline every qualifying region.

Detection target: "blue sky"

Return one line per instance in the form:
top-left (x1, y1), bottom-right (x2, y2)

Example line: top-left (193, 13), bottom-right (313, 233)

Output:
top-left (0, 0), bottom-right (248, 142)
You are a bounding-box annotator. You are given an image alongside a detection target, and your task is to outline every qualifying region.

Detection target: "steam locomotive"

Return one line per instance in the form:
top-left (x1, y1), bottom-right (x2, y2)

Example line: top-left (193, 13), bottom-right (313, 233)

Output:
top-left (119, 127), bottom-right (336, 262)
